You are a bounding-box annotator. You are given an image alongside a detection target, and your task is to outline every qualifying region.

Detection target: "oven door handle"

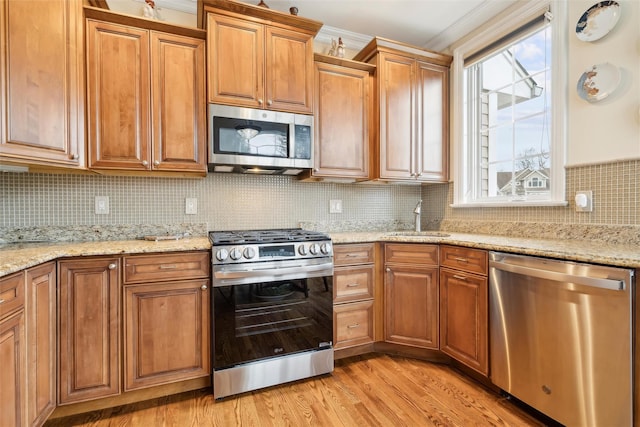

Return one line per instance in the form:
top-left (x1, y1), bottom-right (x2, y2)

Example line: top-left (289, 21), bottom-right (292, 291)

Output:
top-left (213, 262), bottom-right (333, 282)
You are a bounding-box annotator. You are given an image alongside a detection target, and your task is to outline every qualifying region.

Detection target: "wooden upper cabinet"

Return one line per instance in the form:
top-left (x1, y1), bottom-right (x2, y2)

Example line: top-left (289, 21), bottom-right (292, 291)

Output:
top-left (205, 1), bottom-right (320, 114)
top-left (0, 0), bottom-right (84, 169)
top-left (354, 37), bottom-right (452, 183)
top-left (304, 55), bottom-right (373, 180)
top-left (86, 9), bottom-right (206, 175)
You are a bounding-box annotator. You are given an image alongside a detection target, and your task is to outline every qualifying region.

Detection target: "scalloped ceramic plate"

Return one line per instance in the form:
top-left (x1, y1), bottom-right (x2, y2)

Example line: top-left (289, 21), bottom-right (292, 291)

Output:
top-left (577, 63), bottom-right (621, 103)
top-left (576, 1), bottom-right (621, 42)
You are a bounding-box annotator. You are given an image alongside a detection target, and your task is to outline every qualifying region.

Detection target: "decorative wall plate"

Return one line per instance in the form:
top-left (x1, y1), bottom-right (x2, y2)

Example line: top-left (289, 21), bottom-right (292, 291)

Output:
top-left (575, 1), bottom-right (621, 42)
top-left (577, 63), bottom-right (621, 103)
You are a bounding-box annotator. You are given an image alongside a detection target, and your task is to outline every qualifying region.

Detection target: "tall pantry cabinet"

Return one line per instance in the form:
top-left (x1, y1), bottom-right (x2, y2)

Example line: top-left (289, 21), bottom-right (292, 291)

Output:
top-left (0, 0), bottom-right (85, 169)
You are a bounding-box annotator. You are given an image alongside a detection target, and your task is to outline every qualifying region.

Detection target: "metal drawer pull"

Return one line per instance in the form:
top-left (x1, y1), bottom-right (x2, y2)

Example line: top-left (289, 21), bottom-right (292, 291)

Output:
top-left (108, 263), bottom-right (117, 270)
top-left (201, 284), bottom-right (208, 290)
top-left (346, 283), bottom-right (360, 288)
top-left (453, 275), bottom-right (467, 281)
top-left (159, 264), bottom-right (177, 269)
top-left (455, 257), bottom-right (468, 263)
top-left (0, 299), bottom-right (5, 304)
top-left (347, 324), bottom-right (361, 329)
top-left (386, 268), bottom-right (391, 272)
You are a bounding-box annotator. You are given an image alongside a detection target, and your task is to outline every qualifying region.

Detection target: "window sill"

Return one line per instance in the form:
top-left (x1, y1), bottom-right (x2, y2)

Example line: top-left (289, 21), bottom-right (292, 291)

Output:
top-left (451, 200), bottom-right (568, 208)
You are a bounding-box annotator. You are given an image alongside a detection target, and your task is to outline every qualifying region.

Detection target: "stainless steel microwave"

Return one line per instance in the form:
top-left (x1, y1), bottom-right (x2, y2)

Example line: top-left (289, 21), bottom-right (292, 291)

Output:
top-left (208, 104), bottom-right (313, 175)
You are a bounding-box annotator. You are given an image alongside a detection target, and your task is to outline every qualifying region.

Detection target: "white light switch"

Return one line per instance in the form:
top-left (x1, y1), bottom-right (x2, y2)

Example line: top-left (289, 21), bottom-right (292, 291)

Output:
top-left (95, 196), bottom-right (109, 215)
top-left (329, 199), bottom-right (343, 214)
top-left (185, 198), bottom-right (198, 215)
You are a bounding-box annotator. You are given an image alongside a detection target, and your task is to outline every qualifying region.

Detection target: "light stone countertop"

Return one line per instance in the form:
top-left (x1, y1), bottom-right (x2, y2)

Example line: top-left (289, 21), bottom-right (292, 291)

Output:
top-left (1, 232), bottom-right (639, 278)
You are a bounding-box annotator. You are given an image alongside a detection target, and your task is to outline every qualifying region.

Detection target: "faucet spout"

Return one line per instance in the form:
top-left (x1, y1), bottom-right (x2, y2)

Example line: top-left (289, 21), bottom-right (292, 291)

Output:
top-left (414, 200), bottom-right (422, 232)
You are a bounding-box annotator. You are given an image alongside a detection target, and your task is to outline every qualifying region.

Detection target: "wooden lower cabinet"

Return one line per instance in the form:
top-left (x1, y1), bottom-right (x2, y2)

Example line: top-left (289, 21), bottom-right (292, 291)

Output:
top-left (384, 244), bottom-right (439, 349)
top-left (334, 300), bottom-right (374, 349)
top-left (58, 257), bottom-right (121, 405)
top-left (25, 262), bottom-right (56, 425)
top-left (123, 279), bottom-right (210, 391)
top-left (0, 310), bottom-right (26, 427)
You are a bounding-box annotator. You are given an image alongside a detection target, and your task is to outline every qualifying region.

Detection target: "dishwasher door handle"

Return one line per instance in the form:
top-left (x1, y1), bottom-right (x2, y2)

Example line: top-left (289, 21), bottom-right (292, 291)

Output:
top-left (490, 260), bottom-right (625, 291)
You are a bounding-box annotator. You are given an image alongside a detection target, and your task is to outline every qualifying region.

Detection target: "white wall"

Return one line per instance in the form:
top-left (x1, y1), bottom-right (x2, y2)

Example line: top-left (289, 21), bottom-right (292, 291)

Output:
top-left (567, 0), bottom-right (640, 166)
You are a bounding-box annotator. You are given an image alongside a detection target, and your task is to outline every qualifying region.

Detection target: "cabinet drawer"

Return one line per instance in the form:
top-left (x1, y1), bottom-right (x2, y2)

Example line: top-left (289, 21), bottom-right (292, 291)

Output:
top-left (0, 272), bottom-right (24, 319)
top-left (334, 300), bottom-right (374, 349)
top-left (333, 243), bottom-right (375, 266)
top-left (440, 245), bottom-right (488, 276)
top-left (385, 243), bottom-right (438, 266)
top-left (124, 252), bottom-right (210, 284)
top-left (334, 265), bottom-right (374, 303)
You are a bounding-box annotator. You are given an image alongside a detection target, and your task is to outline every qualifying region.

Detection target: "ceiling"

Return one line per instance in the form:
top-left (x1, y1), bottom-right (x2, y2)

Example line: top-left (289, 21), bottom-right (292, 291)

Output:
top-left (108, 0), bottom-right (518, 51)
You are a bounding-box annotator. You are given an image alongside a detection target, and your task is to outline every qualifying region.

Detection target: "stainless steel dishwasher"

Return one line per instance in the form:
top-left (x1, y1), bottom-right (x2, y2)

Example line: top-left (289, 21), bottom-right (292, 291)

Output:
top-left (489, 252), bottom-right (634, 426)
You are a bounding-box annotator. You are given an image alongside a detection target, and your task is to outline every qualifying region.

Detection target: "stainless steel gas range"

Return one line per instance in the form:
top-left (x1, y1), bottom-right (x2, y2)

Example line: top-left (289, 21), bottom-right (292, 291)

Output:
top-left (209, 228), bottom-right (334, 399)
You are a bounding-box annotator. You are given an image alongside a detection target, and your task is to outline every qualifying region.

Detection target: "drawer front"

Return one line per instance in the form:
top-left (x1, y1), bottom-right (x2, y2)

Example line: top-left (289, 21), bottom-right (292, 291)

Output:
top-left (333, 243), bottom-right (375, 266)
top-left (334, 265), bottom-right (374, 303)
top-left (385, 243), bottom-right (438, 266)
top-left (0, 272), bottom-right (25, 319)
top-left (334, 300), bottom-right (374, 349)
top-left (124, 251), bottom-right (210, 284)
top-left (440, 245), bottom-right (488, 276)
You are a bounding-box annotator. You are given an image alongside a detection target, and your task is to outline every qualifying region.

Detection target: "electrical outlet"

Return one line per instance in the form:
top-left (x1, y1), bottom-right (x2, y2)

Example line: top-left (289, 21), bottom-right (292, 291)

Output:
top-left (95, 196), bottom-right (109, 215)
top-left (329, 199), bottom-right (343, 214)
top-left (185, 198), bottom-right (198, 215)
top-left (575, 190), bottom-right (593, 212)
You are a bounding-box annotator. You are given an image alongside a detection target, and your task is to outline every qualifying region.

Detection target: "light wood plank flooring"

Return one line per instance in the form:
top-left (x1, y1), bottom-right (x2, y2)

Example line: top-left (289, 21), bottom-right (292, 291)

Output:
top-left (45, 354), bottom-right (545, 426)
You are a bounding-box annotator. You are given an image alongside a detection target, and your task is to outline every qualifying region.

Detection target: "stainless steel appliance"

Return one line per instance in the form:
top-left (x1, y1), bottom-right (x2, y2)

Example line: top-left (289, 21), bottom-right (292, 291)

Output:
top-left (208, 104), bottom-right (313, 175)
top-left (209, 228), bottom-right (333, 399)
top-left (489, 252), bottom-right (634, 426)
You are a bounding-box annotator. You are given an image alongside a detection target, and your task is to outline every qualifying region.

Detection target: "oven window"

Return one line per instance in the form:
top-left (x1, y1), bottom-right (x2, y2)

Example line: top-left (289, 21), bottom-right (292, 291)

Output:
top-left (213, 276), bottom-right (333, 370)
top-left (214, 117), bottom-right (289, 158)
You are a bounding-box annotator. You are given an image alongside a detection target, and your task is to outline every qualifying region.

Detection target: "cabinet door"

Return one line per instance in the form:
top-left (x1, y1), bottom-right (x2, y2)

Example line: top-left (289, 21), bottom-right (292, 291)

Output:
top-left (124, 280), bottom-right (210, 391)
top-left (87, 20), bottom-right (150, 170)
top-left (439, 268), bottom-right (488, 375)
top-left (384, 265), bottom-right (438, 349)
top-left (151, 32), bottom-right (206, 173)
top-left (313, 62), bottom-right (370, 178)
top-left (0, 310), bottom-right (26, 427)
top-left (207, 13), bottom-right (264, 107)
top-left (416, 61), bottom-right (449, 182)
top-left (25, 262), bottom-right (56, 425)
top-left (58, 257), bottom-right (120, 404)
top-left (0, 0), bottom-right (84, 167)
top-left (265, 26), bottom-right (313, 114)
top-left (378, 53), bottom-right (414, 180)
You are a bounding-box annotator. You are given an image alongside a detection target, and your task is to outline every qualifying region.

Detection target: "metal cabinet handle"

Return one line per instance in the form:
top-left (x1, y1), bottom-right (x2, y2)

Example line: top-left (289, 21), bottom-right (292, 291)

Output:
top-left (346, 283), bottom-right (360, 288)
top-left (159, 264), bottom-right (177, 270)
top-left (267, 100), bottom-right (273, 106)
top-left (69, 153), bottom-right (78, 160)
top-left (153, 160), bottom-right (160, 166)
top-left (108, 263), bottom-right (117, 270)
top-left (455, 257), bottom-right (468, 263)
top-left (0, 299), bottom-right (5, 304)
top-left (347, 324), bottom-right (360, 329)
top-left (142, 160), bottom-right (149, 166)
top-left (386, 267), bottom-right (391, 272)
top-left (258, 99), bottom-right (263, 105)
top-left (201, 284), bottom-right (208, 290)
top-left (453, 275), bottom-right (467, 281)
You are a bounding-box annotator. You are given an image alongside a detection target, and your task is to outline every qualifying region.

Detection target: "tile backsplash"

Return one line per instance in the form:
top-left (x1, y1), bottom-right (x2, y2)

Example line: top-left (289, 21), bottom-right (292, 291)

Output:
top-left (1, 172), bottom-right (420, 234)
top-left (422, 160), bottom-right (640, 226)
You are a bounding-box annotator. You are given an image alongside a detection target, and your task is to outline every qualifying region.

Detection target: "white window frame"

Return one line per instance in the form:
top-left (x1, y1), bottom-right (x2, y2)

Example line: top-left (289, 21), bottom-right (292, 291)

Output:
top-left (451, 0), bottom-right (568, 208)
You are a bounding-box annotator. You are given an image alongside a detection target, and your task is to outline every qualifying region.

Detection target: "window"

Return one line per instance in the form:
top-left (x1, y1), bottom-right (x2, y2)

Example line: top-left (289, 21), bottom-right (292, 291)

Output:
top-left (451, 1), bottom-right (567, 207)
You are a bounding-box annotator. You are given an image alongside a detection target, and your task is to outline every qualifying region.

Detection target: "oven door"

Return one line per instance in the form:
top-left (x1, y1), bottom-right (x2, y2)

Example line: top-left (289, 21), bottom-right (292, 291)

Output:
top-left (213, 274), bottom-right (333, 370)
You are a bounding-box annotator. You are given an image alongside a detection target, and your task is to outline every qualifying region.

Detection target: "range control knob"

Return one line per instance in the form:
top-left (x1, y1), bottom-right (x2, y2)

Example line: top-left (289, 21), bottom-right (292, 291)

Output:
top-left (309, 243), bottom-right (320, 255)
top-left (216, 248), bottom-right (229, 262)
top-left (230, 247), bottom-right (242, 260)
top-left (298, 244), bottom-right (308, 256)
top-left (320, 243), bottom-right (332, 255)
top-left (243, 247), bottom-right (256, 259)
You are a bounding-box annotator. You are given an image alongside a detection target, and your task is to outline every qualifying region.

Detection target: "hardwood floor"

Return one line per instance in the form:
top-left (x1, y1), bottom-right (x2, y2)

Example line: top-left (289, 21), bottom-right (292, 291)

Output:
top-left (45, 354), bottom-right (545, 427)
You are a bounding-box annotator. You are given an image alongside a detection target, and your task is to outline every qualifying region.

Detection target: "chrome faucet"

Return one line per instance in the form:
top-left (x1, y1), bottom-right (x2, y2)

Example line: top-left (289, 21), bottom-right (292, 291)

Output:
top-left (414, 200), bottom-right (422, 232)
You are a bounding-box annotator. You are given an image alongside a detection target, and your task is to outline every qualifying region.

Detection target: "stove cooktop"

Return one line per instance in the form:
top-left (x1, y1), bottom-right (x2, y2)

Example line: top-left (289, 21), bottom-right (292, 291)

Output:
top-left (209, 228), bottom-right (330, 245)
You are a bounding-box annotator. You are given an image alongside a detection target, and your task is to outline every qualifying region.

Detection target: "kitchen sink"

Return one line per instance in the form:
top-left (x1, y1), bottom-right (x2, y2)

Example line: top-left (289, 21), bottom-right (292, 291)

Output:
top-left (387, 231), bottom-right (451, 237)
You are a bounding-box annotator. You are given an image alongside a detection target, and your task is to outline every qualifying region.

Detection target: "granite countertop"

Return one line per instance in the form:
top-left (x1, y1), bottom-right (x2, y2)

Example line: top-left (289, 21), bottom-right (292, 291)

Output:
top-left (1, 231), bottom-right (639, 278)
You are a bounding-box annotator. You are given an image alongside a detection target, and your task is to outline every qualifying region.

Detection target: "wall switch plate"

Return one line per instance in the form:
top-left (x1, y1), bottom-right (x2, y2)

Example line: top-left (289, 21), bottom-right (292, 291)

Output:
top-left (95, 196), bottom-right (109, 215)
top-left (329, 199), bottom-right (343, 214)
top-left (575, 190), bottom-right (593, 212)
top-left (185, 198), bottom-right (198, 215)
